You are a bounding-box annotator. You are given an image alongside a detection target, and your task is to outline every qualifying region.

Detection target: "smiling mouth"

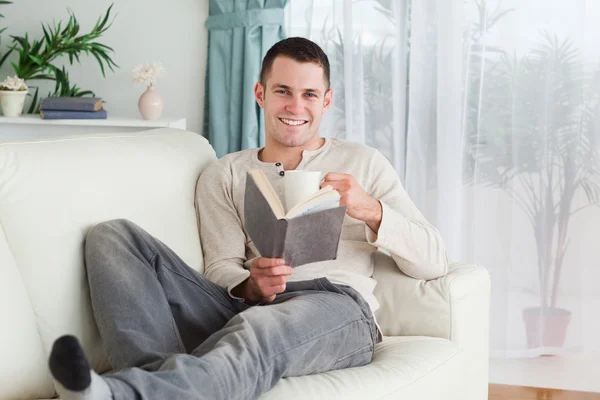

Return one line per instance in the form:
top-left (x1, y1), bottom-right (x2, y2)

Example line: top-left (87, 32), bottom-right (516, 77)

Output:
top-left (279, 117), bottom-right (308, 126)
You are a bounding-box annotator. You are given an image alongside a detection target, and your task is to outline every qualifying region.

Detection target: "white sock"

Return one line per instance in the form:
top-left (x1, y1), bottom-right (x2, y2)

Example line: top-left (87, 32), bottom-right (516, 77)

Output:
top-left (55, 370), bottom-right (112, 400)
top-left (49, 335), bottom-right (113, 400)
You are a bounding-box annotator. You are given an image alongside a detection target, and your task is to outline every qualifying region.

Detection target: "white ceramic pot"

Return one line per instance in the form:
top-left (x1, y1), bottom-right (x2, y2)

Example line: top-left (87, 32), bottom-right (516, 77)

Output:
top-left (0, 90), bottom-right (28, 117)
top-left (138, 86), bottom-right (164, 120)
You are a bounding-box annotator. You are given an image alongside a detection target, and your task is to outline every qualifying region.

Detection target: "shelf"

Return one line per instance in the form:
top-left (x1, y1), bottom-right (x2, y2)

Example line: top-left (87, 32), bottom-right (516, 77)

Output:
top-left (0, 114), bottom-right (186, 128)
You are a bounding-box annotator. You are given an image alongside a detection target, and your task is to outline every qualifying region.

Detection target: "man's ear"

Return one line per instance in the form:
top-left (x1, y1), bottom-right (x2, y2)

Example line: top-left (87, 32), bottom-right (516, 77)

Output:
top-left (254, 82), bottom-right (265, 108)
top-left (323, 88), bottom-right (333, 114)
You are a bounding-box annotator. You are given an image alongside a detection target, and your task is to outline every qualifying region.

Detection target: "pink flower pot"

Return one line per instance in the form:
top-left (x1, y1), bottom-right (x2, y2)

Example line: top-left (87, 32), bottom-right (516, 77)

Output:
top-left (138, 86), bottom-right (164, 120)
top-left (523, 307), bottom-right (571, 349)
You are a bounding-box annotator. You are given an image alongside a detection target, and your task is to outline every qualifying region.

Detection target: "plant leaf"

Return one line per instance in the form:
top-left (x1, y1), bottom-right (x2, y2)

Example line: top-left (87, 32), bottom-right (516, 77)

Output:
top-left (42, 24), bottom-right (51, 45)
top-left (75, 90), bottom-right (94, 97)
top-left (27, 74), bottom-right (54, 80)
top-left (28, 55), bottom-right (43, 65)
top-left (90, 50), bottom-right (106, 76)
top-left (581, 180), bottom-right (600, 204)
top-left (0, 48), bottom-right (12, 66)
top-left (27, 86), bottom-right (39, 114)
top-left (98, 3), bottom-right (114, 31)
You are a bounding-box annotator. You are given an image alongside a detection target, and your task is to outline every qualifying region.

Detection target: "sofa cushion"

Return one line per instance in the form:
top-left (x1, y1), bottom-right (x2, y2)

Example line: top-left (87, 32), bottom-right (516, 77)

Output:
top-left (40, 337), bottom-right (464, 400)
top-left (259, 336), bottom-right (465, 400)
top-left (0, 226), bottom-right (55, 399)
top-left (0, 129), bottom-right (217, 399)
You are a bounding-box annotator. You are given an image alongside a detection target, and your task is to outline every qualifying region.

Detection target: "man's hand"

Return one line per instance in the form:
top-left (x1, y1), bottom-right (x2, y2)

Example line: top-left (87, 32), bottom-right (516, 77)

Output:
top-left (321, 172), bottom-right (382, 233)
top-left (231, 258), bottom-right (292, 304)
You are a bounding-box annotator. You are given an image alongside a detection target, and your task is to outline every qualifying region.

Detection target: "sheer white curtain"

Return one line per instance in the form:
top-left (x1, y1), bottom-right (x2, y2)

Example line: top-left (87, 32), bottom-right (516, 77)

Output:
top-left (287, 0), bottom-right (600, 370)
top-left (285, 0), bottom-right (409, 177)
top-left (407, 0), bottom-right (600, 360)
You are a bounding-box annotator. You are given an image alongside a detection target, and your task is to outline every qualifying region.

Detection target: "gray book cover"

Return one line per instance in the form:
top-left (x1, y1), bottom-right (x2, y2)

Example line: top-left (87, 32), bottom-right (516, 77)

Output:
top-left (40, 97), bottom-right (103, 111)
top-left (244, 173), bottom-right (346, 267)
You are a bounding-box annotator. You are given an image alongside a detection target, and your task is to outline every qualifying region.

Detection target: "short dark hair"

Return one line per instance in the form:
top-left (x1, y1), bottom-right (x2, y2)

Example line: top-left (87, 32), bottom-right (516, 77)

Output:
top-left (260, 37), bottom-right (330, 89)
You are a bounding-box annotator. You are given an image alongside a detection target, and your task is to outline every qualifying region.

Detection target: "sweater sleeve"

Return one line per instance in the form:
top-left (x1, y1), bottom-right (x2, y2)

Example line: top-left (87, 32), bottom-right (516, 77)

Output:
top-left (364, 150), bottom-right (449, 280)
top-left (195, 162), bottom-right (250, 299)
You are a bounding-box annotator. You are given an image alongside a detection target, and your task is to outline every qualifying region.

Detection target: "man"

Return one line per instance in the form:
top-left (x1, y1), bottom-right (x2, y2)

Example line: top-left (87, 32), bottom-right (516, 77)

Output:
top-left (48, 37), bottom-right (448, 400)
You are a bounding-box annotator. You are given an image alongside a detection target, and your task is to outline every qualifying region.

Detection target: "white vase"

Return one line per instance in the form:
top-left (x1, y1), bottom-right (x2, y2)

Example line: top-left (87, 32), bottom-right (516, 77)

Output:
top-left (138, 86), bottom-right (164, 120)
top-left (0, 90), bottom-right (28, 117)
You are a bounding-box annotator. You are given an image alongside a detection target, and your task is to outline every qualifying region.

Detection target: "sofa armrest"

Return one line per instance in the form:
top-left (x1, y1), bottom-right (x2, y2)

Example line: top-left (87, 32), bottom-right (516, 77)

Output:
top-left (373, 250), bottom-right (490, 339)
top-left (372, 250), bottom-right (491, 399)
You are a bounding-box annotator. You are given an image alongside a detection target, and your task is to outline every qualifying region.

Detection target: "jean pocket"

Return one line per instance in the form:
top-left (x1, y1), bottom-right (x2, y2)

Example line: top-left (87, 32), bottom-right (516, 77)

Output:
top-left (332, 343), bottom-right (374, 370)
top-left (314, 277), bottom-right (346, 295)
top-left (315, 278), bottom-right (375, 325)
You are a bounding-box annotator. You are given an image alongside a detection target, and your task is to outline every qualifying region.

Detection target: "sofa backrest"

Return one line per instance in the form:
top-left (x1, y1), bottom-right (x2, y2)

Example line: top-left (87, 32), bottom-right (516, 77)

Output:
top-left (0, 129), bottom-right (216, 399)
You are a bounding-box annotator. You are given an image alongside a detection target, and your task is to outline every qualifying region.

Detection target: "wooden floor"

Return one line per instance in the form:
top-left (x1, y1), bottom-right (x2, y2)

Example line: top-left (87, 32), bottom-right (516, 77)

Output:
top-left (490, 384), bottom-right (600, 399)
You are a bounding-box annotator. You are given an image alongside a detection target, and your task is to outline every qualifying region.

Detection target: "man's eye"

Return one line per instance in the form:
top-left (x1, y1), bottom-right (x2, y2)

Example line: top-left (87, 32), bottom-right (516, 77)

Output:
top-left (275, 90), bottom-right (288, 94)
top-left (305, 93), bottom-right (317, 98)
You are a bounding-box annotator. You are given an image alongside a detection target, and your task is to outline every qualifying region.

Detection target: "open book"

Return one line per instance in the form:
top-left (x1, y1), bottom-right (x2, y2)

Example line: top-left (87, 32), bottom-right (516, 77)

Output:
top-left (244, 170), bottom-right (347, 267)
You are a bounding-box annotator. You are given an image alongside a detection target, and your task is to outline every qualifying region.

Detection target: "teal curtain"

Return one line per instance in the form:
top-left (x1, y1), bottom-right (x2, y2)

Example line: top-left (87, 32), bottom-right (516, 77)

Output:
top-left (204, 0), bottom-right (288, 158)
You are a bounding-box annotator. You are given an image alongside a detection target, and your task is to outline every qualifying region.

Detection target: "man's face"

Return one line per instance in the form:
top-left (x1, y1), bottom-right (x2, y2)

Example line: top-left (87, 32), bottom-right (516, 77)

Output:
top-left (255, 56), bottom-right (332, 148)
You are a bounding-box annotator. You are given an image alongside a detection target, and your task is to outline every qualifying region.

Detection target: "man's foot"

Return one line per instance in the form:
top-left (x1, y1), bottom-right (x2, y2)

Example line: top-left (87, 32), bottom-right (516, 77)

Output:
top-left (49, 335), bottom-right (112, 400)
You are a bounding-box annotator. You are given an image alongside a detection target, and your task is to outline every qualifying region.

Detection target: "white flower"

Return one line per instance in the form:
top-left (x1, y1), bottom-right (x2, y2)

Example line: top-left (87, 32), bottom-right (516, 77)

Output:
top-left (0, 75), bottom-right (28, 91)
top-left (132, 62), bottom-right (166, 87)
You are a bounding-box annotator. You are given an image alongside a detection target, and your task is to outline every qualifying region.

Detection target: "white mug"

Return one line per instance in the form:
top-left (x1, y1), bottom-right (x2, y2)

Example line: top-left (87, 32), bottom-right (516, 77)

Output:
top-left (284, 170), bottom-right (323, 211)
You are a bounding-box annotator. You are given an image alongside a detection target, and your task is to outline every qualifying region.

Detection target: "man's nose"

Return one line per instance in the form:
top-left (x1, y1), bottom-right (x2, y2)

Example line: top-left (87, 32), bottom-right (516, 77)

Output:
top-left (285, 95), bottom-right (304, 114)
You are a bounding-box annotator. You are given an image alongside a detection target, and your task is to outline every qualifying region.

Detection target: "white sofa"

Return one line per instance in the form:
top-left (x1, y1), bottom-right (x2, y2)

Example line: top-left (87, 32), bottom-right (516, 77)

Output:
top-left (0, 128), bottom-right (490, 400)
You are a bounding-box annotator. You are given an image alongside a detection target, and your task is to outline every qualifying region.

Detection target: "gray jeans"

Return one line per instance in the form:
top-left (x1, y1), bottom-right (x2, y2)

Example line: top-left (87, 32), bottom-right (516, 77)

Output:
top-left (84, 219), bottom-right (377, 400)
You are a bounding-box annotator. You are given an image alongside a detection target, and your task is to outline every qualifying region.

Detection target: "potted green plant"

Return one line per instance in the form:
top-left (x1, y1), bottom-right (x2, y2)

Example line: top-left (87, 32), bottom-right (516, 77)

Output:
top-left (0, 4), bottom-right (117, 113)
top-left (0, 75), bottom-right (28, 116)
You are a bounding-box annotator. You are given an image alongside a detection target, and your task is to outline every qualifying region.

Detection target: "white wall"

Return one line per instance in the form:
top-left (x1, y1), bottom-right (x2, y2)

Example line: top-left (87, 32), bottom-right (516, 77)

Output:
top-left (0, 0), bottom-right (209, 135)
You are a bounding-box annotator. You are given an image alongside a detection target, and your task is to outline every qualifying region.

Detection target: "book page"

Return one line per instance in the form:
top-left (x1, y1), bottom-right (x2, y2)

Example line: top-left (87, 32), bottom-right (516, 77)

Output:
top-left (285, 186), bottom-right (341, 219)
top-left (248, 170), bottom-right (285, 219)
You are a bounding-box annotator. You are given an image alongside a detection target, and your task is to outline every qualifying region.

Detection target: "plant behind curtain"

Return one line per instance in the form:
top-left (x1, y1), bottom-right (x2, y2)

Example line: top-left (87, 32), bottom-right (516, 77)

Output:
top-left (286, 0), bottom-right (600, 372)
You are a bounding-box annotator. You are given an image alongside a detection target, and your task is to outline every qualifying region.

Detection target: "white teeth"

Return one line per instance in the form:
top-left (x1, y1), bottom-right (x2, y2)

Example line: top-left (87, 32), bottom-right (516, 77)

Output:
top-left (281, 118), bottom-right (306, 126)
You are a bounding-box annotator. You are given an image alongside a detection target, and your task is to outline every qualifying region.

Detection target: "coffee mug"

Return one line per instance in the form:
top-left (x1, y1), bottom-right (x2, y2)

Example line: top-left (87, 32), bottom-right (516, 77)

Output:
top-left (284, 170), bottom-right (323, 211)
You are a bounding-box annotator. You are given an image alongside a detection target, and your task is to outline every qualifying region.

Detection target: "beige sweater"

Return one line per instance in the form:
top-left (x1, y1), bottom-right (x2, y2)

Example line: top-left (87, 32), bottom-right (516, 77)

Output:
top-left (196, 138), bottom-right (449, 313)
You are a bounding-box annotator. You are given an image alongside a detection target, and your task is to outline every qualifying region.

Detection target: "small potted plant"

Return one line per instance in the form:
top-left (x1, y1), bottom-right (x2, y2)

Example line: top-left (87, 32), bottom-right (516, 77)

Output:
top-left (0, 75), bottom-right (28, 117)
top-left (132, 61), bottom-right (166, 120)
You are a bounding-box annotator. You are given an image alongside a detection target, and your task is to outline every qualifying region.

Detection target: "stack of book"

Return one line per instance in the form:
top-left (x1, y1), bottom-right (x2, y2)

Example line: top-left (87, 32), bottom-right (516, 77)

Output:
top-left (39, 97), bottom-right (107, 120)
